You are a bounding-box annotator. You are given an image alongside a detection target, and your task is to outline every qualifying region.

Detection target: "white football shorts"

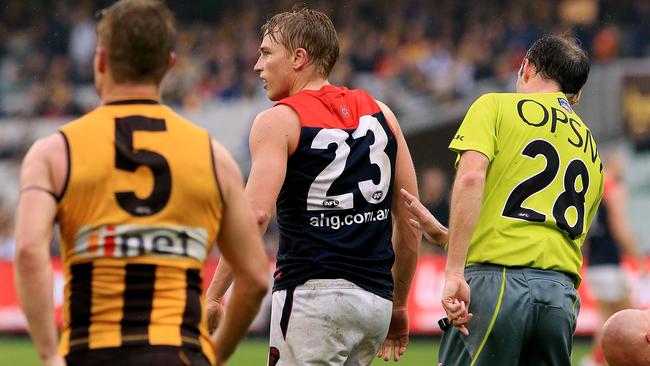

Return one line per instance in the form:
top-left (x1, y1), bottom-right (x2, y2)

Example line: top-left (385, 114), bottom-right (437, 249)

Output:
top-left (268, 278), bottom-right (393, 366)
top-left (585, 264), bottom-right (631, 303)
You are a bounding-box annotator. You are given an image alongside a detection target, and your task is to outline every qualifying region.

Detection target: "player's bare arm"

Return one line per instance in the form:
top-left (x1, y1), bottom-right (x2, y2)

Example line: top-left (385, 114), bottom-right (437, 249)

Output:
top-left (444, 150), bottom-right (489, 335)
top-left (245, 105), bottom-right (299, 231)
top-left (14, 134), bottom-right (67, 366)
top-left (205, 105), bottom-right (298, 332)
top-left (210, 141), bottom-right (269, 364)
top-left (374, 100), bottom-right (420, 362)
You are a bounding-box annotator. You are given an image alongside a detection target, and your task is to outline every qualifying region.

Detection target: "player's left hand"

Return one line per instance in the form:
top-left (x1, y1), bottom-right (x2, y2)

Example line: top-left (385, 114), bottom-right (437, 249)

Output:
top-left (376, 306), bottom-right (409, 362)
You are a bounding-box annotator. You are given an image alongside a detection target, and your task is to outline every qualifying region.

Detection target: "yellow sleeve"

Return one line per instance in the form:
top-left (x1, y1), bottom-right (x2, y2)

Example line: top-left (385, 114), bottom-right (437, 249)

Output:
top-left (448, 93), bottom-right (500, 166)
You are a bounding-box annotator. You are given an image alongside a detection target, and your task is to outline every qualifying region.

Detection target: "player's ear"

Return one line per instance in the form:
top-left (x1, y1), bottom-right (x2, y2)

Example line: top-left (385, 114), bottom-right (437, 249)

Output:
top-left (567, 90), bottom-right (581, 105)
top-left (95, 47), bottom-right (107, 74)
top-left (646, 331), bottom-right (650, 344)
top-left (521, 58), bottom-right (534, 82)
top-left (292, 48), bottom-right (309, 70)
top-left (167, 52), bottom-right (176, 72)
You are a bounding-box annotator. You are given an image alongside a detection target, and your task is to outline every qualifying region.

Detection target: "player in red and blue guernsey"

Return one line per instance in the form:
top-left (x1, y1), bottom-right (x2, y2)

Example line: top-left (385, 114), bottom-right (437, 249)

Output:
top-left (206, 7), bottom-right (447, 366)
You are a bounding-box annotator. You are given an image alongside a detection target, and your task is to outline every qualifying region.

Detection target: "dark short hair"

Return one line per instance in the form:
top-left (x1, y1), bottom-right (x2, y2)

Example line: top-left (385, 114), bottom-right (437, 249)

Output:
top-left (525, 35), bottom-right (590, 95)
top-left (96, 0), bottom-right (175, 85)
top-left (261, 7), bottom-right (339, 77)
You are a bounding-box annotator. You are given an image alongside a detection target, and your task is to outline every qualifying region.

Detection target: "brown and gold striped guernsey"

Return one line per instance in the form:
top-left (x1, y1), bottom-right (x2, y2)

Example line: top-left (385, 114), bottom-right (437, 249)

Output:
top-left (57, 99), bottom-right (222, 364)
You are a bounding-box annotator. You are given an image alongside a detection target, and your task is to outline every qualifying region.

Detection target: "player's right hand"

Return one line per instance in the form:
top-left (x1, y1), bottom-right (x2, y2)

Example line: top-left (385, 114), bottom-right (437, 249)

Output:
top-left (441, 274), bottom-right (473, 336)
top-left (206, 297), bottom-right (225, 334)
top-left (400, 188), bottom-right (448, 247)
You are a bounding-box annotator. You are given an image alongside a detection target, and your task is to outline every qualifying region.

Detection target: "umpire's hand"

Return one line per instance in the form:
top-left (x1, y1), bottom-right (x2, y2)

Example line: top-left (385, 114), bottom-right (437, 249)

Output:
top-left (400, 189), bottom-right (448, 247)
top-left (441, 274), bottom-right (473, 336)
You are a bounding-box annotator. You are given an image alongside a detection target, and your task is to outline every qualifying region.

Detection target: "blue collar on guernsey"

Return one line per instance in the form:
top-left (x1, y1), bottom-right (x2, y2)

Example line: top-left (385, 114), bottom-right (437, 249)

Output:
top-left (104, 99), bottom-right (160, 106)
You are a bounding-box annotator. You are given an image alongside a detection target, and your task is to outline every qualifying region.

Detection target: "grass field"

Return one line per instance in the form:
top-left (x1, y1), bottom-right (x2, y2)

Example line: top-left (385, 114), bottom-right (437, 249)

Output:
top-left (0, 335), bottom-right (592, 365)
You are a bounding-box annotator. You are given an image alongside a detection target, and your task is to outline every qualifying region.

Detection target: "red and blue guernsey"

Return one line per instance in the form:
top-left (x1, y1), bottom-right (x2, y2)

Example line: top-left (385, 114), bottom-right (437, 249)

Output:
top-left (273, 85), bottom-right (397, 301)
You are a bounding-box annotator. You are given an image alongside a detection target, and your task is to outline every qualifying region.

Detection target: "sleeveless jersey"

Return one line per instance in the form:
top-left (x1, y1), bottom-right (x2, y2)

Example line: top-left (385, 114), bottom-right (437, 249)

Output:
top-left (57, 99), bottom-right (222, 363)
top-left (274, 85), bottom-right (397, 300)
top-left (587, 177), bottom-right (621, 265)
top-left (449, 92), bottom-right (604, 283)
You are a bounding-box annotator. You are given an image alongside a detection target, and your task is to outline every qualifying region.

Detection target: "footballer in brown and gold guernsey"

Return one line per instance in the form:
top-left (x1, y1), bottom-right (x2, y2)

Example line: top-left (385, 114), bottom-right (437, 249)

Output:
top-left (14, 2), bottom-right (268, 366)
top-left (57, 99), bottom-right (222, 361)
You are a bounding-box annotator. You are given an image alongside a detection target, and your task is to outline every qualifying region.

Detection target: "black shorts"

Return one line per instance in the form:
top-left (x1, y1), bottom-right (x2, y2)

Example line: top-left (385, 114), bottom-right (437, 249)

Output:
top-left (65, 345), bottom-right (212, 366)
top-left (438, 264), bottom-right (580, 366)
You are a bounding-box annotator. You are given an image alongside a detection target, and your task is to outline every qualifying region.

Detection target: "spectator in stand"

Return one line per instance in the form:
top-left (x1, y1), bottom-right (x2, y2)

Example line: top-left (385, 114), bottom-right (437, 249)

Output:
top-left (68, 0), bottom-right (96, 84)
top-left (41, 84), bottom-right (85, 118)
top-left (419, 167), bottom-right (450, 229)
top-left (593, 25), bottom-right (621, 63)
top-left (416, 168), bottom-right (451, 253)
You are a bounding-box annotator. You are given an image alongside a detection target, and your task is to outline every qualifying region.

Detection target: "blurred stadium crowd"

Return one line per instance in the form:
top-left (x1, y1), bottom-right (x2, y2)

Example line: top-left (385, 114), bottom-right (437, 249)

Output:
top-left (2, 0), bottom-right (649, 117)
top-left (0, 0), bottom-right (649, 258)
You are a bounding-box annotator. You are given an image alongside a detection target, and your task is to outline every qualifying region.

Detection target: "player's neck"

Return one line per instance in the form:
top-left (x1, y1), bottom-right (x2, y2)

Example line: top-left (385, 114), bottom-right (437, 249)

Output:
top-left (101, 83), bottom-right (161, 104)
top-left (289, 74), bottom-right (330, 96)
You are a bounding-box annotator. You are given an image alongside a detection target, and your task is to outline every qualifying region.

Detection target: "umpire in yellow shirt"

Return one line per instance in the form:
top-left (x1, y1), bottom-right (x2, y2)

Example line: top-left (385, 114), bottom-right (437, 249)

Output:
top-left (402, 35), bottom-right (604, 365)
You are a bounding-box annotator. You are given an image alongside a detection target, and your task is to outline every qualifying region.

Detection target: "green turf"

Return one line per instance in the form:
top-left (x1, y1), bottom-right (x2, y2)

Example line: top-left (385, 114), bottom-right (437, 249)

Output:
top-left (0, 336), bottom-right (592, 365)
top-left (0, 337), bottom-right (41, 366)
top-left (229, 337), bottom-right (593, 365)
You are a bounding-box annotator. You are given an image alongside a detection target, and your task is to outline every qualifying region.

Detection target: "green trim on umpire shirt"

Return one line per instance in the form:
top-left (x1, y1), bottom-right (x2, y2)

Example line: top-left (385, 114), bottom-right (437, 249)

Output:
top-left (471, 267), bottom-right (506, 366)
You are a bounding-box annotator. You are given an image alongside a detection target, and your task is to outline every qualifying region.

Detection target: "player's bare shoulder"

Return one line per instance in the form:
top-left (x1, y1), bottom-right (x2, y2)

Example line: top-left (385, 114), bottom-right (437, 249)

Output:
top-left (25, 133), bottom-right (66, 161)
top-left (250, 104), bottom-right (301, 153)
top-left (20, 132), bottom-right (68, 196)
top-left (252, 104), bottom-right (300, 133)
top-left (374, 99), bottom-right (403, 137)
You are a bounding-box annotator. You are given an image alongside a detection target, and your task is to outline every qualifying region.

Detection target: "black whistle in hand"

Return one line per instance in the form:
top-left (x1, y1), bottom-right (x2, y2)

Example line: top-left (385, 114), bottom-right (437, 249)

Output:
top-left (438, 317), bottom-right (451, 331)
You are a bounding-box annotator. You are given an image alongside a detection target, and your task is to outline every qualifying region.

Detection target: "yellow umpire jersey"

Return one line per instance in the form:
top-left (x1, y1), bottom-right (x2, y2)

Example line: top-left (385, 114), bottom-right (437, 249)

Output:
top-left (57, 99), bottom-right (222, 363)
top-left (449, 92), bottom-right (604, 284)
